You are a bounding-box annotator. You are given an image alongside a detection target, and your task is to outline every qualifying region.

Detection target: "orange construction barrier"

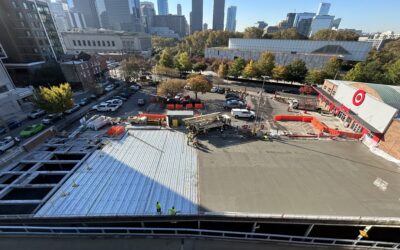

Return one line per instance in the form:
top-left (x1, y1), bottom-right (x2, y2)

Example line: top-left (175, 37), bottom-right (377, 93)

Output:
top-left (166, 104), bottom-right (175, 110)
top-left (194, 103), bottom-right (204, 109)
top-left (186, 103), bottom-right (194, 109)
top-left (175, 104), bottom-right (184, 110)
top-left (107, 126), bottom-right (125, 137)
top-left (273, 115), bottom-right (363, 139)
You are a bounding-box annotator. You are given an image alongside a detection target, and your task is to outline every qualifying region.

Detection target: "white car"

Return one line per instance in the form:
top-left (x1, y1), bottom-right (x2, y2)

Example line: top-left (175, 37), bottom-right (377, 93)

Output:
top-left (231, 109), bottom-right (256, 119)
top-left (0, 136), bottom-right (18, 154)
top-left (210, 87), bottom-right (218, 93)
top-left (105, 84), bottom-right (115, 92)
top-left (95, 103), bottom-right (120, 112)
top-left (105, 99), bottom-right (123, 106)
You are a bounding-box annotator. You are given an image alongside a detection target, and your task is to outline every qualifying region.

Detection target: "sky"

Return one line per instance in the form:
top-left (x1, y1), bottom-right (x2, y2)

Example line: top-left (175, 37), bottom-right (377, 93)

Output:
top-left (67, 0), bottom-right (400, 33)
top-left (146, 0), bottom-right (400, 33)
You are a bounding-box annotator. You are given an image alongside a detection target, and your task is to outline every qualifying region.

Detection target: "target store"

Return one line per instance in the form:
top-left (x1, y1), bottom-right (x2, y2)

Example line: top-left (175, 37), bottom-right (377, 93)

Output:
top-left (314, 80), bottom-right (400, 159)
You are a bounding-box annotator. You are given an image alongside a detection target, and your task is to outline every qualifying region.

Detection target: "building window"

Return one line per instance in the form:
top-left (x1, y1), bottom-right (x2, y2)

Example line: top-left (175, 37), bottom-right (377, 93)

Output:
top-left (87, 40), bottom-right (91, 46)
top-left (20, 21), bottom-right (25, 27)
top-left (23, 2), bottom-right (28, 9)
top-left (111, 41), bottom-right (115, 47)
top-left (33, 48), bottom-right (38, 54)
top-left (26, 30), bottom-right (31, 37)
top-left (11, 1), bottom-right (17, 8)
top-left (82, 40), bottom-right (86, 46)
top-left (92, 40), bottom-right (96, 47)
top-left (77, 40), bottom-right (81, 46)
top-left (102, 41), bottom-right (105, 46)
top-left (39, 40), bottom-right (43, 45)
top-left (72, 40), bottom-right (76, 46)
top-left (107, 41), bottom-right (110, 47)
top-left (18, 12), bottom-right (23, 19)
top-left (97, 41), bottom-right (101, 46)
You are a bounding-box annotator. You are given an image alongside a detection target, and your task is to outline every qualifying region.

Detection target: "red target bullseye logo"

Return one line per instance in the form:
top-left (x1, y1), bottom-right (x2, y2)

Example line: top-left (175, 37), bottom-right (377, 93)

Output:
top-left (352, 90), bottom-right (366, 106)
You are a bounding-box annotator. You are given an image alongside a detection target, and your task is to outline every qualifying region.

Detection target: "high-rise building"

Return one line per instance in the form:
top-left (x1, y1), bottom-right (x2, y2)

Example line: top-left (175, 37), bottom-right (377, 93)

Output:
top-left (48, 1), bottom-right (73, 32)
top-left (141, 2), bottom-right (156, 32)
top-left (0, 0), bottom-right (64, 86)
top-left (152, 15), bottom-right (188, 37)
top-left (293, 12), bottom-right (315, 27)
top-left (69, 11), bottom-right (87, 29)
top-left (72, 0), bottom-right (101, 28)
top-left (332, 18), bottom-right (341, 29)
top-left (256, 21), bottom-right (268, 30)
top-left (104, 0), bottom-right (141, 32)
top-left (225, 6), bottom-right (237, 32)
top-left (177, 4), bottom-right (182, 16)
top-left (297, 18), bottom-right (313, 37)
top-left (130, 0), bottom-right (141, 19)
top-left (212, 0), bottom-right (225, 31)
top-left (317, 2), bottom-right (331, 15)
top-left (190, 0), bottom-right (203, 34)
top-left (157, 0), bottom-right (169, 15)
top-left (286, 13), bottom-right (296, 28)
top-left (309, 15), bottom-right (335, 36)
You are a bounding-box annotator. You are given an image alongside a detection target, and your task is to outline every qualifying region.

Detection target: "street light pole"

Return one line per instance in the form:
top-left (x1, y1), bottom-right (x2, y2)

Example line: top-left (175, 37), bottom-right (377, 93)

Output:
top-left (254, 76), bottom-right (268, 127)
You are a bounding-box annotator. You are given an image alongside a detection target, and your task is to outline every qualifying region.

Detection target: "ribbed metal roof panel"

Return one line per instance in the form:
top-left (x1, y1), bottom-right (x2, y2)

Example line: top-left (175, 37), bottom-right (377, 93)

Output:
top-left (35, 130), bottom-right (198, 217)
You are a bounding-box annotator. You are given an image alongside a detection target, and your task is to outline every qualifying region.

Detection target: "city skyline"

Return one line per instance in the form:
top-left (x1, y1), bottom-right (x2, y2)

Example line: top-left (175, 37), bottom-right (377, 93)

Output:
top-left (141, 0), bottom-right (400, 33)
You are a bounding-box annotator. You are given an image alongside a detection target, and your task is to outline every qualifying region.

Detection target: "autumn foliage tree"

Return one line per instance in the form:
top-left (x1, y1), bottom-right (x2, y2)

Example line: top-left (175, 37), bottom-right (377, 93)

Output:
top-left (187, 75), bottom-right (213, 99)
top-left (242, 60), bottom-right (259, 78)
top-left (157, 79), bottom-right (186, 97)
top-left (34, 83), bottom-right (73, 113)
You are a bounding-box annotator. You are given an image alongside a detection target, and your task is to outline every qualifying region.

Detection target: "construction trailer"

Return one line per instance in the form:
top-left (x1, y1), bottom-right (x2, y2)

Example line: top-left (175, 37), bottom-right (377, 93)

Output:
top-left (183, 112), bottom-right (231, 134)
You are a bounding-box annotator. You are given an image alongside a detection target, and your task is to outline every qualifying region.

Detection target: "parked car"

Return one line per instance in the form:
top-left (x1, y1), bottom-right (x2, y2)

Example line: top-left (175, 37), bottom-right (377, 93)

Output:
top-left (226, 96), bottom-right (243, 102)
top-left (79, 98), bottom-right (91, 106)
top-left (29, 109), bottom-right (46, 119)
top-left (19, 124), bottom-right (44, 138)
top-left (42, 113), bottom-right (63, 125)
top-left (64, 104), bottom-right (80, 114)
top-left (223, 100), bottom-right (245, 110)
top-left (0, 136), bottom-right (19, 154)
top-left (119, 92), bottom-right (131, 98)
top-left (129, 84), bottom-right (141, 91)
top-left (217, 88), bottom-right (226, 94)
top-left (93, 103), bottom-right (120, 112)
top-left (105, 99), bottom-right (123, 106)
top-left (231, 109), bottom-right (255, 119)
top-left (210, 87), bottom-right (219, 93)
top-left (90, 94), bottom-right (98, 100)
top-left (113, 95), bottom-right (127, 101)
top-left (137, 99), bottom-right (146, 106)
top-left (0, 120), bottom-right (22, 134)
top-left (105, 84), bottom-right (115, 92)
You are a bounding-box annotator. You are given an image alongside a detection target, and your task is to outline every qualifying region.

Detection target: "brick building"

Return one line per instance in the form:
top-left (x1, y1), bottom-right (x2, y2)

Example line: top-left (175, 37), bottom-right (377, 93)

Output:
top-left (314, 80), bottom-right (400, 159)
top-left (60, 53), bottom-right (107, 91)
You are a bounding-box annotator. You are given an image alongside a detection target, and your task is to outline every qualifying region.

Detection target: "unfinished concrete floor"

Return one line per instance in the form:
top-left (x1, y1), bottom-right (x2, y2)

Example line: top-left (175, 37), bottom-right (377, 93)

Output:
top-left (198, 135), bottom-right (400, 217)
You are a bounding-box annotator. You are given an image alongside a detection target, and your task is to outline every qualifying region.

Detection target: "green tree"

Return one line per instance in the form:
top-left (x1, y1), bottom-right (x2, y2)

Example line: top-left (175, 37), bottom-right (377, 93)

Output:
top-left (344, 62), bottom-right (384, 83)
top-left (159, 48), bottom-right (174, 68)
top-left (121, 56), bottom-right (150, 81)
top-left (285, 59), bottom-right (308, 83)
top-left (243, 27), bottom-right (264, 39)
top-left (217, 62), bottom-right (228, 78)
top-left (305, 70), bottom-right (327, 85)
top-left (152, 36), bottom-right (179, 48)
top-left (323, 58), bottom-right (342, 79)
top-left (386, 59), bottom-right (400, 85)
top-left (175, 52), bottom-right (192, 72)
top-left (153, 65), bottom-right (180, 78)
top-left (270, 28), bottom-right (308, 40)
top-left (228, 57), bottom-right (246, 78)
top-left (157, 79), bottom-right (186, 97)
top-left (256, 52), bottom-right (275, 77)
top-left (272, 65), bottom-right (287, 81)
top-left (34, 83), bottom-right (73, 113)
top-left (344, 63), bottom-right (366, 82)
top-left (310, 29), bottom-right (359, 41)
top-left (242, 60), bottom-right (259, 78)
top-left (187, 75), bottom-right (213, 99)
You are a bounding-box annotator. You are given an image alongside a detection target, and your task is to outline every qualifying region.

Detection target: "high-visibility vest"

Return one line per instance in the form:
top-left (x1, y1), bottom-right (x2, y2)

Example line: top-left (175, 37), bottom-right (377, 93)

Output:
top-left (169, 208), bottom-right (176, 215)
top-left (156, 203), bottom-right (161, 209)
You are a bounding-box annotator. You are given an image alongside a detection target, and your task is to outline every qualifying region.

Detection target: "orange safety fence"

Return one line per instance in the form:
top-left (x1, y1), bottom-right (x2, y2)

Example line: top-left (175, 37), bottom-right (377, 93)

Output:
top-left (107, 126), bottom-right (125, 137)
top-left (273, 115), bottom-right (364, 139)
top-left (175, 104), bottom-right (184, 110)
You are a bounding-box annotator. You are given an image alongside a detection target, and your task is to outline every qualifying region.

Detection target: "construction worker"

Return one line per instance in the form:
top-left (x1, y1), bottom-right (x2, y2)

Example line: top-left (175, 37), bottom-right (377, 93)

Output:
top-left (156, 202), bottom-right (162, 215)
top-left (169, 206), bottom-right (177, 215)
top-left (187, 132), bottom-right (192, 145)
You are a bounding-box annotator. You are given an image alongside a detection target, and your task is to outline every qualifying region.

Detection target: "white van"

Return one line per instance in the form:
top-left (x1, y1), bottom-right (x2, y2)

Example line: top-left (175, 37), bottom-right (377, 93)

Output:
top-left (231, 109), bottom-right (256, 119)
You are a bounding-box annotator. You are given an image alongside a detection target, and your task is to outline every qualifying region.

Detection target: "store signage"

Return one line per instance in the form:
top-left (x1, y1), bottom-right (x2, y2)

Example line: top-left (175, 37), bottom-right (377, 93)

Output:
top-left (352, 90), bottom-right (366, 106)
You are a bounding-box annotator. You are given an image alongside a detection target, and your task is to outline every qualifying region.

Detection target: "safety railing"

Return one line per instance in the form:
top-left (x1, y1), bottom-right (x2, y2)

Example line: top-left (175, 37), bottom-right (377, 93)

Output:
top-left (0, 226), bottom-right (399, 249)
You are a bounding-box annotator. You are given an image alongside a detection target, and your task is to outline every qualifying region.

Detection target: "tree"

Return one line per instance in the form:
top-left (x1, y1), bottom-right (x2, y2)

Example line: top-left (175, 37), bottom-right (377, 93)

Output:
top-left (256, 52), bottom-right (275, 77)
top-left (344, 63), bottom-right (366, 82)
top-left (187, 75), bottom-right (213, 99)
top-left (305, 70), bottom-right (327, 85)
top-left (386, 59), bottom-right (400, 85)
top-left (323, 58), bottom-right (342, 79)
top-left (272, 65), bottom-right (287, 81)
top-left (242, 60), bottom-right (259, 78)
top-left (217, 62), bottom-right (228, 78)
top-left (152, 36), bottom-right (179, 48)
top-left (153, 65), bottom-right (180, 78)
top-left (157, 79), bottom-right (186, 97)
top-left (175, 52), bottom-right (192, 72)
top-left (344, 62), bottom-right (384, 83)
top-left (121, 56), bottom-right (150, 81)
top-left (243, 27), bottom-right (264, 39)
top-left (228, 57), bottom-right (246, 78)
top-left (159, 48), bottom-right (174, 68)
top-left (310, 29), bottom-right (359, 41)
top-left (34, 83), bottom-right (73, 113)
top-left (285, 59), bottom-right (308, 83)
top-left (193, 62), bottom-right (208, 71)
top-left (270, 28), bottom-right (308, 40)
